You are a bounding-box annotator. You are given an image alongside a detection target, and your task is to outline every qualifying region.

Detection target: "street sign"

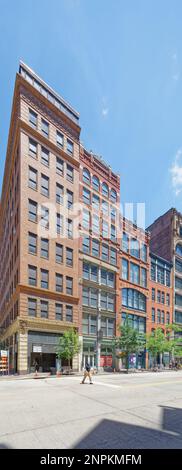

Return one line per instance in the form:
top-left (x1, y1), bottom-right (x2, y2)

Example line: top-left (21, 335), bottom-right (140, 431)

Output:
top-left (0, 350), bottom-right (8, 357)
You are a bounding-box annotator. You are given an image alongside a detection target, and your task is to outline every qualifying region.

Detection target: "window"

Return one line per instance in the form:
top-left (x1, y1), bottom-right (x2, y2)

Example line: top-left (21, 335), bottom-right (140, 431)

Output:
top-left (41, 206), bottom-right (49, 229)
top-left (111, 224), bottom-right (116, 241)
top-left (175, 293), bottom-right (182, 307)
top-left (130, 263), bottom-right (139, 284)
top-left (141, 243), bottom-right (147, 262)
top-left (92, 214), bottom-right (100, 234)
top-left (175, 258), bottom-right (182, 273)
top-left (90, 289), bottom-right (98, 307)
top-left (83, 168), bottom-right (90, 185)
top-left (157, 266), bottom-right (165, 284)
top-left (151, 263), bottom-right (156, 281)
top-left (152, 308), bottom-right (155, 322)
top-left (108, 271), bottom-right (115, 288)
top-left (67, 190), bottom-right (73, 209)
top-left (157, 309), bottom-right (161, 324)
top-left (102, 200), bottom-right (109, 215)
top-left (40, 300), bottom-right (49, 318)
top-left (110, 188), bottom-right (117, 203)
top-left (28, 265), bottom-right (37, 286)
top-left (67, 139), bottom-right (73, 155)
top-left (28, 298), bottom-right (37, 317)
top-left (83, 262), bottom-right (89, 280)
top-left (92, 239), bottom-right (99, 257)
top-left (108, 318), bottom-right (115, 336)
top-left (56, 157), bottom-right (64, 176)
top-left (122, 288), bottom-right (146, 312)
top-left (102, 244), bottom-right (109, 262)
top-left (28, 200), bottom-right (37, 222)
top-left (82, 236), bottom-right (90, 254)
top-left (41, 174), bottom-right (49, 197)
top-left (41, 238), bottom-right (49, 258)
top-left (161, 292), bottom-right (165, 304)
top-left (82, 209), bottom-right (90, 230)
top-left (28, 167), bottom-right (37, 190)
top-left (66, 248), bottom-right (73, 266)
top-left (66, 305), bottom-right (73, 322)
top-left (67, 219), bottom-right (73, 238)
top-left (110, 248), bottom-right (117, 266)
top-left (56, 303), bottom-right (62, 321)
top-left (41, 269), bottom-right (49, 289)
top-left (57, 131), bottom-right (64, 147)
top-left (111, 206), bottom-right (116, 222)
top-left (28, 232), bottom-right (37, 254)
top-left (166, 270), bottom-right (171, 287)
top-left (82, 313), bottom-right (89, 334)
top-left (102, 182), bottom-right (109, 198)
top-left (166, 293), bottom-right (170, 306)
top-left (66, 164), bottom-right (73, 182)
top-left (56, 183), bottom-right (64, 205)
top-left (29, 109), bottom-right (37, 129)
top-left (90, 315), bottom-right (97, 334)
top-left (122, 233), bottom-right (129, 252)
top-left (108, 293), bottom-right (115, 311)
top-left (83, 187), bottom-right (91, 205)
top-left (56, 273), bottom-right (63, 292)
top-left (92, 175), bottom-right (99, 191)
top-left (41, 147), bottom-right (49, 166)
top-left (102, 220), bottom-right (109, 238)
top-left (90, 265), bottom-right (98, 282)
top-left (83, 287), bottom-right (89, 306)
top-left (152, 288), bottom-right (155, 301)
top-left (130, 238), bottom-right (140, 258)
top-left (66, 277), bottom-right (73, 295)
top-left (175, 311), bottom-right (182, 324)
top-left (161, 311), bottom-right (165, 324)
top-left (56, 243), bottom-right (63, 263)
top-left (29, 138), bottom-right (37, 158)
top-left (122, 259), bottom-right (128, 280)
top-left (157, 290), bottom-right (161, 303)
top-left (176, 243), bottom-right (182, 257)
top-left (56, 214), bottom-right (63, 235)
top-left (41, 119), bottom-right (49, 137)
top-left (141, 268), bottom-right (147, 287)
top-left (166, 312), bottom-right (170, 324)
top-left (101, 269), bottom-right (107, 285)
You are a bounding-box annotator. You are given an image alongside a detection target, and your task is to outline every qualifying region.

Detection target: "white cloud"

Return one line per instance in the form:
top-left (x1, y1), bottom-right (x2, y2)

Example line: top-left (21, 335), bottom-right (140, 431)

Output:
top-left (170, 149), bottom-right (182, 196)
top-left (102, 107), bottom-right (109, 117)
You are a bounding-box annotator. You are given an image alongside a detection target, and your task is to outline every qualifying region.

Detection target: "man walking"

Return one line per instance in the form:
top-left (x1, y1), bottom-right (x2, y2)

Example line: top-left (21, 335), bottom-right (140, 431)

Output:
top-left (81, 362), bottom-right (93, 384)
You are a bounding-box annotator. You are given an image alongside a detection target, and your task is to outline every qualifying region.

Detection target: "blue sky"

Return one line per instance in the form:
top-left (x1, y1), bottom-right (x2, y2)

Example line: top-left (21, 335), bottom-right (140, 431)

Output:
top-left (1, 0), bottom-right (182, 226)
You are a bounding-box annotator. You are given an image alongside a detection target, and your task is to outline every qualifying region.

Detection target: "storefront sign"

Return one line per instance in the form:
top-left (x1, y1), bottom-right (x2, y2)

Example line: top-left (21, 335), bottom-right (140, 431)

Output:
top-left (33, 345), bottom-right (42, 353)
top-left (0, 350), bottom-right (8, 357)
top-left (100, 355), bottom-right (112, 367)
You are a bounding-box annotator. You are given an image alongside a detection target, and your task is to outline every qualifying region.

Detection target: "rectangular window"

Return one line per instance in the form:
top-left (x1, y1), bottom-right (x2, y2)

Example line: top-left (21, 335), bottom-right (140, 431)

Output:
top-left (57, 214), bottom-right (63, 234)
top-left (92, 194), bottom-right (100, 211)
top-left (101, 269), bottom-right (107, 285)
top-left (83, 209), bottom-right (90, 230)
top-left (92, 214), bottom-right (100, 234)
top-left (66, 164), bottom-right (73, 182)
top-left (82, 313), bottom-right (89, 334)
top-left (130, 238), bottom-right (140, 258)
top-left (157, 290), bottom-right (161, 303)
top-left (28, 232), bottom-right (37, 254)
top-left (157, 266), bottom-right (165, 284)
top-left (157, 309), bottom-right (161, 323)
top-left (57, 130), bottom-right (64, 147)
top-left (67, 190), bottom-right (73, 209)
top-left (83, 187), bottom-right (91, 205)
top-left (56, 273), bottom-right (63, 292)
top-left (108, 294), bottom-right (115, 312)
top-left (56, 157), bottom-right (64, 176)
top-left (66, 247), bottom-right (73, 266)
top-left (122, 233), bottom-right (129, 252)
top-left (92, 239), bottom-right (99, 257)
top-left (151, 263), bottom-right (156, 281)
top-left (161, 292), bottom-right (165, 304)
top-left (56, 183), bottom-right (64, 204)
top-left (141, 268), bottom-right (147, 288)
top-left (40, 300), bottom-right (49, 319)
top-left (108, 318), bottom-right (114, 337)
top-left (166, 312), bottom-right (170, 324)
top-left (102, 200), bottom-right (109, 215)
top-left (166, 293), bottom-right (170, 306)
top-left (82, 236), bottom-right (90, 254)
top-left (28, 167), bottom-right (37, 190)
top-left (28, 298), bottom-right (37, 317)
top-left (90, 315), bottom-right (97, 334)
top-left (28, 200), bottom-right (37, 222)
top-left (41, 269), bottom-right (49, 289)
top-left (56, 243), bottom-right (63, 263)
top-left (102, 220), bottom-right (109, 238)
top-left (141, 243), bottom-right (147, 262)
top-left (110, 248), bottom-right (117, 266)
top-left (101, 291), bottom-right (107, 310)
top-left (66, 305), bottom-right (73, 322)
top-left (91, 265), bottom-right (98, 282)
top-left (41, 206), bottom-right (49, 229)
top-left (28, 265), bottom-right (37, 286)
top-left (66, 277), bottom-right (73, 295)
top-left (67, 219), bottom-right (73, 238)
top-left (175, 293), bottom-right (182, 307)
top-left (41, 238), bottom-right (49, 258)
top-left (152, 308), bottom-right (155, 322)
top-left (83, 287), bottom-right (89, 306)
top-left (90, 289), bottom-right (98, 308)
top-left (41, 174), bottom-right (49, 197)
top-left (29, 109), bottom-right (37, 129)
top-left (55, 303), bottom-right (62, 321)
top-left (29, 138), bottom-right (37, 158)
top-left (41, 147), bottom-right (49, 166)
top-left (166, 270), bottom-right (170, 287)
top-left (152, 288), bottom-right (155, 301)
top-left (41, 119), bottom-right (49, 137)
top-left (108, 271), bottom-right (115, 288)
top-left (101, 317), bottom-right (107, 337)
top-left (67, 139), bottom-right (73, 155)
top-left (111, 224), bottom-right (116, 241)
top-left (161, 311), bottom-right (165, 324)
top-left (102, 244), bottom-right (109, 262)
top-left (83, 262), bottom-right (89, 280)
top-left (130, 262), bottom-right (139, 284)
top-left (122, 259), bottom-right (128, 280)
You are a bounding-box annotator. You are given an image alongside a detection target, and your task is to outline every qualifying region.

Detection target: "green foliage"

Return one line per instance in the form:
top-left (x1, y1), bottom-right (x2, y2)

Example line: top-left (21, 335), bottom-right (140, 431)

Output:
top-left (146, 328), bottom-right (169, 360)
top-left (113, 315), bottom-right (145, 370)
top-left (56, 329), bottom-right (80, 367)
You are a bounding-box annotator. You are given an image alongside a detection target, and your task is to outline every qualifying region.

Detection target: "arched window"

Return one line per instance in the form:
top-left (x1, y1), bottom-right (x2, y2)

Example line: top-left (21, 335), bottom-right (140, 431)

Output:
top-left (122, 288), bottom-right (146, 312)
top-left (102, 182), bottom-right (109, 198)
top-left (92, 175), bottom-right (100, 192)
top-left (83, 168), bottom-right (90, 185)
top-left (176, 243), bottom-right (182, 257)
top-left (110, 188), bottom-right (117, 203)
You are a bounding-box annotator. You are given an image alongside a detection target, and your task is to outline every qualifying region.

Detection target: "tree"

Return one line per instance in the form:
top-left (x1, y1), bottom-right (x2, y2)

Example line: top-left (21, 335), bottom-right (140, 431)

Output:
top-left (113, 316), bottom-right (145, 372)
top-left (165, 323), bottom-right (182, 361)
top-left (146, 328), bottom-right (170, 369)
top-left (56, 329), bottom-right (81, 373)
